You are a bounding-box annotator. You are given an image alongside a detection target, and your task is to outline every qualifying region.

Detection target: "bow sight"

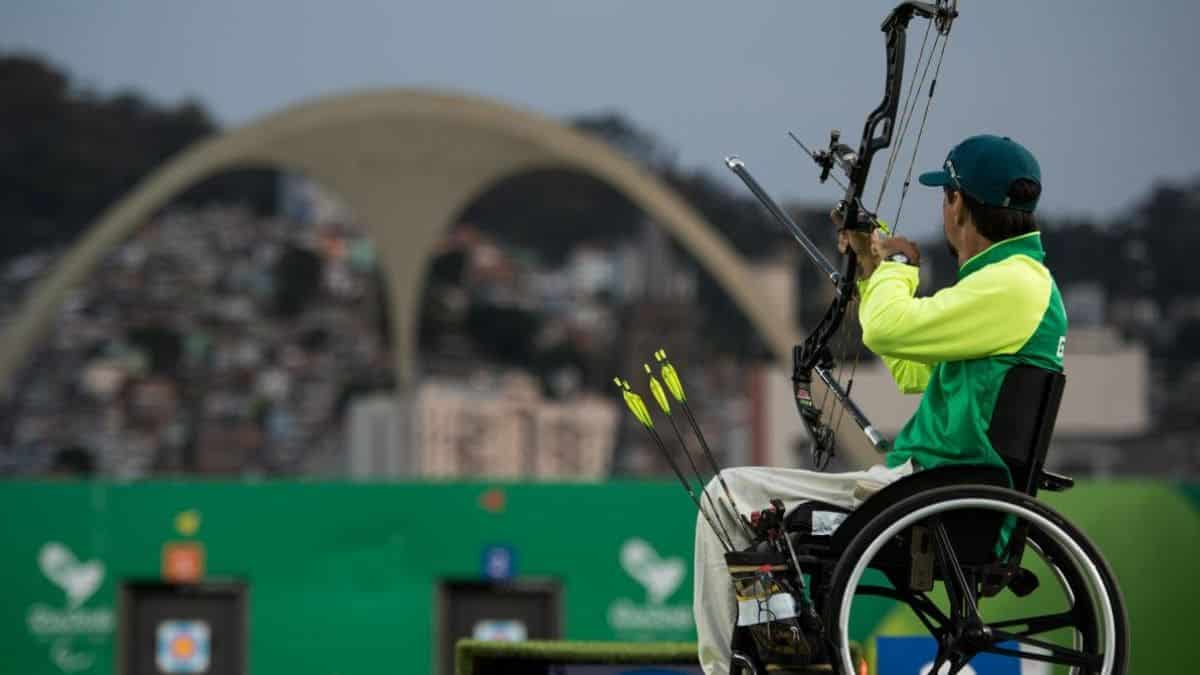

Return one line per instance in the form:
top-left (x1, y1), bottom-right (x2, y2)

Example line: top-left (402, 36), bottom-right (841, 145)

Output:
top-left (811, 129), bottom-right (856, 188)
top-left (728, 0), bottom-right (958, 470)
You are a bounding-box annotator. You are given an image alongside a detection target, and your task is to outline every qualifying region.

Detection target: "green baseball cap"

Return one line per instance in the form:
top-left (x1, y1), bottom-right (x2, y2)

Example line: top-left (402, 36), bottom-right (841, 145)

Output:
top-left (918, 134), bottom-right (1041, 212)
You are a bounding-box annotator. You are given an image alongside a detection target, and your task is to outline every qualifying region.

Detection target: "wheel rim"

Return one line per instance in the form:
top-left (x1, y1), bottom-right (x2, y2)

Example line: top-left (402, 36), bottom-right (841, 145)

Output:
top-left (834, 497), bottom-right (1117, 675)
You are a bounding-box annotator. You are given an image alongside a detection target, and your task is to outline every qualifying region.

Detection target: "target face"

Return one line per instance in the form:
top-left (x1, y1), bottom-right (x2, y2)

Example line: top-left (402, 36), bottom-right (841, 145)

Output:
top-left (155, 620), bottom-right (210, 673)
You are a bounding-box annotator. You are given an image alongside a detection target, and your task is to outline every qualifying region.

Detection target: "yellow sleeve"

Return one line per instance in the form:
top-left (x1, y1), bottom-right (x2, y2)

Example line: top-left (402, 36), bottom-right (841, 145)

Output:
top-left (856, 276), bottom-right (934, 394)
top-left (880, 355), bottom-right (933, 394)
top-left (857, 257), bottom-right (1050, 364)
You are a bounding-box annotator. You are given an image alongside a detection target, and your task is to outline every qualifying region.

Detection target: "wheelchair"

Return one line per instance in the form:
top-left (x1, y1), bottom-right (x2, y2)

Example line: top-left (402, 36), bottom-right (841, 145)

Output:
top-left (726, 365), bottom-right (1129, 675)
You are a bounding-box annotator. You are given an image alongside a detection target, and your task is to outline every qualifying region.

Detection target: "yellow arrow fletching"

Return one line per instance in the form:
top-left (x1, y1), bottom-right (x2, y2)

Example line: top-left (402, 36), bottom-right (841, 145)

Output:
top-left (632, 393), bottom-right (655, 428)
top-left (616, 379), bottom-right (654, 428)
top-left (649, 374), bottom-right (671, 415)
top-left (662, 362), bottom-right (686, 402)
top-left (622, 390), bottom-right (651, 428)
top-left (616, 378), bottom-right (652, 428)
top-left (645, 364), bottom-right (671, 413)
top-left (654, 348), bottom-right (687, 401)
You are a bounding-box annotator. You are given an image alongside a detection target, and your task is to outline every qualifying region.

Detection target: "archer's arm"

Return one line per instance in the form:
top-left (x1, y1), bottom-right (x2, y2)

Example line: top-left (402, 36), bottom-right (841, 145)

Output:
top-left (858, 257), bottom-right (1051, 367)
top-left (855, 275), bottom-right (932, 393)
top-left (879, 355), bottom-right (933, 394)
top-left (852, 278), bottom-right (932, 393)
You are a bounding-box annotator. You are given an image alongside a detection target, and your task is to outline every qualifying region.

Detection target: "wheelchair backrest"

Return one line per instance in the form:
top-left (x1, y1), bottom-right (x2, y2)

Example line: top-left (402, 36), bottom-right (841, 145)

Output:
top-left (986, 364), bottom-right (1067, 496)
top-left (821, 366), bottom-right (1066, 557)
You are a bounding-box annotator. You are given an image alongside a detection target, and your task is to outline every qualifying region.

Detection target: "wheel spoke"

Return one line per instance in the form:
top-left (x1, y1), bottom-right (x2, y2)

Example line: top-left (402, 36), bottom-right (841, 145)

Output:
top-left (986, 631), bottom-right (1103, 669)
top-left (854, 584), bottom-right (903, 600)
top-left (989, 611), bottom-right (1078, 637)
top-left (908, 591), bottom-right (951, 630)
top-left (946, 660), bottom-right (972, 675)
top-left (855, 584), bottom-right (949, 624)
top-left (932, 519), bottom-right (979, 620)
top-left (907, 603), bottom-right (944, 639)
top-left (854, 584), bottom-right (948, 638)
top-left (927, 651), bottom-right (948, 674)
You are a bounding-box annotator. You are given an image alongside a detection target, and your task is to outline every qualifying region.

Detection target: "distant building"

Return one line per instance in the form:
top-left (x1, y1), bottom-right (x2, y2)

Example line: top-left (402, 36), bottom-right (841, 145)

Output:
top-left (278, 173), bottom-right (354, 226)
top-left (345, 372), bottom-right (619, 479)
top-left (346, 394), bottom-right (413, 477)
top-left (1063, 281), bottom-right (1107, 326)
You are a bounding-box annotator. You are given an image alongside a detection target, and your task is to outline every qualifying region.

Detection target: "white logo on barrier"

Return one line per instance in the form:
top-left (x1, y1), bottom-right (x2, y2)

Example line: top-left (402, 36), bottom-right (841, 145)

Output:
top-left (619, 537), bottom-right (684, 605)
top-left (607, 538), bottom-right (692, 635)
top-left (50, 638), bottom-right (96, 673)
top-left (26, 542), bottom-right (114, 673)
top-left (39, 542), bottom-right (105, 609)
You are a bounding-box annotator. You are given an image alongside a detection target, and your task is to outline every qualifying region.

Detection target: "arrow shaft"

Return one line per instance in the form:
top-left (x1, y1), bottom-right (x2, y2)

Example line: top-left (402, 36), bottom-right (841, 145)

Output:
top-left (641, 425), bottom-right (733, 551)
top-left (664, 415), bottom-right (736, 549)
top-left (679, 399), bottom-right (754, 539)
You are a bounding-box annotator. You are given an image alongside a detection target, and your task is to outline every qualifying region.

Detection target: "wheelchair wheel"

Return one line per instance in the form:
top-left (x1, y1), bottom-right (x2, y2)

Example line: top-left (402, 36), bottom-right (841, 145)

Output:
top-left (823, 485), bottom-right (1128, 675)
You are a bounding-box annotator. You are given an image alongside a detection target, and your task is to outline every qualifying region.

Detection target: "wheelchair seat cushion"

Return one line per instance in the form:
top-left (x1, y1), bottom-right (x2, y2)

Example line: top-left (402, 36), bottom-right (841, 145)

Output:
top-left (784, 501), bottom-right (853, 537)
top-left (783, 464), bottom-right (1010, 552)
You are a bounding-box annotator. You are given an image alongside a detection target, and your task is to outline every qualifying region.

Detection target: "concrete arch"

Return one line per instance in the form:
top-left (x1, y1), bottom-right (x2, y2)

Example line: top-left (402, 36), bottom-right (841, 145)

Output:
top-left (0, 88), bottom-right (874, 465)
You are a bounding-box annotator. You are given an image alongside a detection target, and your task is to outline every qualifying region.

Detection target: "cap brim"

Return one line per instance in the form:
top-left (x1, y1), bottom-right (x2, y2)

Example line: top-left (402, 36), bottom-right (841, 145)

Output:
top-left (918, 170), bottom-right (951, 187)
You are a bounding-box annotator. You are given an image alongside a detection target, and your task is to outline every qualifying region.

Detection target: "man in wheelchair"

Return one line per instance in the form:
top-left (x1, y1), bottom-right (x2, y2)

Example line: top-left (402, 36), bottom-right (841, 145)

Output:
top-left (694, 136), bottom-right (1127, 674)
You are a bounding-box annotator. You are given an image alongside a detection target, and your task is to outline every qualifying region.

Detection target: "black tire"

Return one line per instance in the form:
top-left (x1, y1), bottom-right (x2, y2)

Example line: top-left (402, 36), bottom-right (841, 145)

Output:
top-left (822, 484), bottom-right (1128, 675)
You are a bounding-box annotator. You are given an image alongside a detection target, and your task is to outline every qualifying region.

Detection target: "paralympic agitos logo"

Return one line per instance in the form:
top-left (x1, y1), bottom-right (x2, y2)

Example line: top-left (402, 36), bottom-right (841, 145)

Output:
top-left (26, 542), bottom-right (114, 673)
top-left (607, 538), bottom-right (693, 634)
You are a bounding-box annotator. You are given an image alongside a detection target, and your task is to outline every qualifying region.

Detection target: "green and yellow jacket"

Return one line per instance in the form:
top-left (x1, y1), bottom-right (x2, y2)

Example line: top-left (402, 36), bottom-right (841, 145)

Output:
top-left (857, 231), bottom-right (1067, 478)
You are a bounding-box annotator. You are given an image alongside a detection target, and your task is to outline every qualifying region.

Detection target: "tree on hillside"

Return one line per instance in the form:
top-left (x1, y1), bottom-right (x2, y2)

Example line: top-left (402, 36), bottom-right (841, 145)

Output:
top-left (272, 244), bottom-right (322, 317)
top-left (457, 169), bottom-right (642, 265)
top-left (1129, 181), bottom-right (1200, 311)
top-left (571, 113), bottom-right (676, 170)
top-left (0, 54), bottom-right (276, 262)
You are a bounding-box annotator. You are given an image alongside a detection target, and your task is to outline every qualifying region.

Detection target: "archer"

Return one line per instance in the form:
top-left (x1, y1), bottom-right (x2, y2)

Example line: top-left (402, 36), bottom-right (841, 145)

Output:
top-left (694, 135), bottom-right (1067, 674)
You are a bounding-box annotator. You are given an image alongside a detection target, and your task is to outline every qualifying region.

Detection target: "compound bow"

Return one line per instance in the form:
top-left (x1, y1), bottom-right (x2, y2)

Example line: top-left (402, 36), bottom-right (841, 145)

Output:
top-left (727, 1), bottom-right (959, 469)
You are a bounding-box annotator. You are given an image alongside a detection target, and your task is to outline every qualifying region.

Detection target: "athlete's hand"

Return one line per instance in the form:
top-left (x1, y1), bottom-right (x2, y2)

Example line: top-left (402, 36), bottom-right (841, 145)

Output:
top-left (836, 227), bottom-right (873, 258)
top-left (834, 206), bottom-right (881, 277)
top-left (872, 231), bottom-right (921, 267)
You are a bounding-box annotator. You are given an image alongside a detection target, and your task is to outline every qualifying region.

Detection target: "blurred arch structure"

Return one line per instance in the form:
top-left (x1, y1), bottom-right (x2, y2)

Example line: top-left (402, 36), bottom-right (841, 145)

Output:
top-left (0, 88), bottom-right (877, 466)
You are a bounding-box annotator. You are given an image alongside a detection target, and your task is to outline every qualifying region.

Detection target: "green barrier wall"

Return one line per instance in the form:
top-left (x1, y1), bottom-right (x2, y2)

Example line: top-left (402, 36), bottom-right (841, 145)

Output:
top-left (0, 480), bottom-right (1194, 674)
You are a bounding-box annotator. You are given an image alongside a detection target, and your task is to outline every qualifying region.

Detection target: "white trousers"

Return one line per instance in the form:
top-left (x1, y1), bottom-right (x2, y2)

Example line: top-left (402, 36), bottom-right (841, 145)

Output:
top-left (692, 461), bottom-right (915, 675)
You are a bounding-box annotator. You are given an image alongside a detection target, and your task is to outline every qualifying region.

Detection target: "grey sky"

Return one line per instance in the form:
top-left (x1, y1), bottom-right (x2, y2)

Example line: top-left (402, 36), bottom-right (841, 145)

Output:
top-left (3, 1), bottom-right (1198, 242)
